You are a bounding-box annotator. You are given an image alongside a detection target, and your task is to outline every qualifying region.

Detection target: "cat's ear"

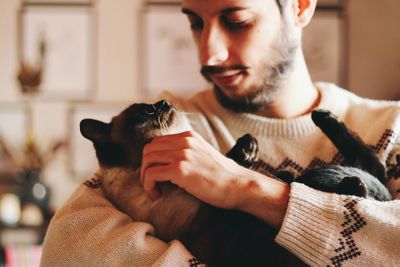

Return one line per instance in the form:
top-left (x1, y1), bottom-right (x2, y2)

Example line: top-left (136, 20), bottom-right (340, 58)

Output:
top-left (338, 176), bottom-right (368, 198)
top-left (80, 119), bottom-right (111, 143)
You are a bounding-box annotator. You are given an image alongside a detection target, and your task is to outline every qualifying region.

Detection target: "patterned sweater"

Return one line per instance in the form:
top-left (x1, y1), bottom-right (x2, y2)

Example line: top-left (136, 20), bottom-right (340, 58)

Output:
top-left (41, 83), bottom-right (400, 267)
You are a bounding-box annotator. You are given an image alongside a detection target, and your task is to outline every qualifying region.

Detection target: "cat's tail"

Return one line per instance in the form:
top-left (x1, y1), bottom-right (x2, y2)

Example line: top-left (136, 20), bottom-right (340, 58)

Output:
top-left (311, 109), bottom-right (387, 183)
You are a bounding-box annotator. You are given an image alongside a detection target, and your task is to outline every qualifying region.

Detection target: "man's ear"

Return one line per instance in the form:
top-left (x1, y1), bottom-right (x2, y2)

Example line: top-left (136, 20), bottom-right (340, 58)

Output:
top-left (80, 119), bottom-right (111, 143)
top-left (290, 0), bottom-right (317, 27)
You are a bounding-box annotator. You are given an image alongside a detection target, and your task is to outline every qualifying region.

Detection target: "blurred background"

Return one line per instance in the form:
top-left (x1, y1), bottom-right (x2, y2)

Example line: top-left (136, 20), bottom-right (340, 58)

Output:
top-left (0, 0), bottom-right (399, 265)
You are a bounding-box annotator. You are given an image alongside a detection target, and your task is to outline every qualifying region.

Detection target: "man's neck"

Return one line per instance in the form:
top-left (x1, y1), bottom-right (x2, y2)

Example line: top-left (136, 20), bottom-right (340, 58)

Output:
top-left (255, 51), bottom-right (320, 119)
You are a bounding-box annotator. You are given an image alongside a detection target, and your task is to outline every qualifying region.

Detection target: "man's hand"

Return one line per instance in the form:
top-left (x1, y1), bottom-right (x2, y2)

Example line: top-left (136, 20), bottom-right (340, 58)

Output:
top-left (140, 130), bottom-right (290, 229)
top-left (140, 131), bottom-right (246, 210)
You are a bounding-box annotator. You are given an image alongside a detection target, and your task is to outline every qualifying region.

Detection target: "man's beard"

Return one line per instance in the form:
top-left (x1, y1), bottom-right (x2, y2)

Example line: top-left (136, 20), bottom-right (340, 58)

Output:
top-left (202, 26), bottom-right (298, 113)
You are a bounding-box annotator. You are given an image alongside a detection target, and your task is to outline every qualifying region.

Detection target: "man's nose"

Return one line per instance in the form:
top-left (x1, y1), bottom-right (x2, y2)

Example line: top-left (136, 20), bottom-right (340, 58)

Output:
top-left (199, 26), bottom-right (229, 66)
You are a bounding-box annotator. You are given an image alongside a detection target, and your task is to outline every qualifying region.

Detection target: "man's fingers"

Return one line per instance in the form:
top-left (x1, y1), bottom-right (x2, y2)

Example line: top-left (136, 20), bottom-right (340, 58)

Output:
top-left (140, 149), bottom-right (190, 184)
top-left (142, 164), bottom-right (179, 194)
top-left (151, 131), bottom-right (196, 142)
top-left (139, 130), bottom-right (214, 200)
top-left (143, 131), bottom-right (197, 155)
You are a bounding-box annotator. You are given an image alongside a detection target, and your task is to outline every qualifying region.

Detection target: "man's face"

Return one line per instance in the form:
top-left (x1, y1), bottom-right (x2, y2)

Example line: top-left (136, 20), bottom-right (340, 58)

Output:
top-left (182, 0), bottom-right (298, 112)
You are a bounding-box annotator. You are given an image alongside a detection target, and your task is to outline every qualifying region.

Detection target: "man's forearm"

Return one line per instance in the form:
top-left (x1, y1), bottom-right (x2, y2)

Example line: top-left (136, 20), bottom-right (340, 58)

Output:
top-left (235, 168), bottom-right (291, 229)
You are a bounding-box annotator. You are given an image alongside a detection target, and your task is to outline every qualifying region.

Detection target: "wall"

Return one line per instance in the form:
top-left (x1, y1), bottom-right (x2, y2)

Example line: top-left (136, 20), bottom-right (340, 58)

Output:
top-left (96, 0), bottom-right (140, 101)
top-left (0, 0), bottom-right (20, 102)
top-left (347, 0), bottom-right (400, 100)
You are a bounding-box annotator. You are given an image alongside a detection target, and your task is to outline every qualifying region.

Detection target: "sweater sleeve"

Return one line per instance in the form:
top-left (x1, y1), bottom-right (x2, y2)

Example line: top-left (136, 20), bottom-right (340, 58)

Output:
top-left (275, 183), bottom-right (400, 267)
top-left (40, 181), bottom-right (202, 267)
top-left (276, 136), bottom-right (400, 267)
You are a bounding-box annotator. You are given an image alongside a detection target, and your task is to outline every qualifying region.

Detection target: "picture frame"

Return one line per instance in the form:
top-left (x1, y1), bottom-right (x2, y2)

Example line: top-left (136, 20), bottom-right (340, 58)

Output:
top-left (18, 1), bottom-right (95, 100)
top-left (67, 102), bottom-right (129, 179)
top-left (140, 3), bottom-right (209, 100)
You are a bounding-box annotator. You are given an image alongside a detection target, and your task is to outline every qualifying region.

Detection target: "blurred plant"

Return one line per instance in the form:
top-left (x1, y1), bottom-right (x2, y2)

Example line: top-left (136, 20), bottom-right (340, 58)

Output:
top-left (17, 34), bottom-right (46, 95)
top-left (0, 137), bottom-right (16, 166)
top-left (0, 132), bottom-right (67, 174)
top-left (5, 33), bottom-right (59, 229)
top-left (17, 62), bottom-right (43, 95)
top-left (0, 133), bottom-right (64, 227)
top-left (23, 131), bottom-right (67, 173)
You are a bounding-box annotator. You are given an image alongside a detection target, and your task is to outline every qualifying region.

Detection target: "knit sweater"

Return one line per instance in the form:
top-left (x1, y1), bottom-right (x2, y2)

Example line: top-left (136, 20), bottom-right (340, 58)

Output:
top-left (41, 83), bottom-right (400, 267)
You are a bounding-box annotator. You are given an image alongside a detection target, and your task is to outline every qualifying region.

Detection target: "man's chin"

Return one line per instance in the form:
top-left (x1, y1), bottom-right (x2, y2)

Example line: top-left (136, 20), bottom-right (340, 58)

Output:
top-left (213, 85), bottom-right (268, 113)
top-left (216, 87), bottom-right (245, 100)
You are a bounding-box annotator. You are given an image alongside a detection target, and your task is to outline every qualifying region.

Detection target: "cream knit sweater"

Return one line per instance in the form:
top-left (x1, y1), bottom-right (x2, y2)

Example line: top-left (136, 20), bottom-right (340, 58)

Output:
top-left (41, 83), bottom-right (400, 267)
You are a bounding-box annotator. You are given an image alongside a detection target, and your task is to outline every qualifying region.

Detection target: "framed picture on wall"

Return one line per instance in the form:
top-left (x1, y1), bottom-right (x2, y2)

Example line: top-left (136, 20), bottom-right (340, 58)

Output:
top-left (18, 1), bottom-right (95, 100)
top-left (141, 3), bottom-right (209, 100)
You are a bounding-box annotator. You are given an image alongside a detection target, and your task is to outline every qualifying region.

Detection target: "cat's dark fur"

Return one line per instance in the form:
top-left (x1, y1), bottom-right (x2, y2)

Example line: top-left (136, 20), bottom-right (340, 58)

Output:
top-left (80, 100), bottom-right (391, 266)
top-left (281, 110), bottom-right (392, 201)
top-left (296, 110), bottom-right (391, 201)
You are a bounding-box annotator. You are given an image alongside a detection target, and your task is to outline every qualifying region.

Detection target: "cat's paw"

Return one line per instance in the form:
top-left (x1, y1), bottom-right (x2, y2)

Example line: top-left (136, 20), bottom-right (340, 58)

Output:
top-left (311, 109), bottom-right (337, 126)
top-left (226, 134), bottom-right (259, 168)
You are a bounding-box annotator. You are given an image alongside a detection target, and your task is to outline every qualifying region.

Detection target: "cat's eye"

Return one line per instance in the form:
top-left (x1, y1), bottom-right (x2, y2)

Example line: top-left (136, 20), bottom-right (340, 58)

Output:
top-left (144, 104), bottom-right (156, 115)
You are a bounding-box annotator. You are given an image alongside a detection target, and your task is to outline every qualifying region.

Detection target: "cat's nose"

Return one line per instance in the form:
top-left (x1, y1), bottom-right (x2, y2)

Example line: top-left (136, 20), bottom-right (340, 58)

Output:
top-left (154, 100), bottom-right (170, 110)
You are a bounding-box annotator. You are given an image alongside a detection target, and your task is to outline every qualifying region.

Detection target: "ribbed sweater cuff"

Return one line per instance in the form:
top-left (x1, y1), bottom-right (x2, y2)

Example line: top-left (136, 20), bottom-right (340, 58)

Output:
top-left (275, 183), bottom-right (343, 267)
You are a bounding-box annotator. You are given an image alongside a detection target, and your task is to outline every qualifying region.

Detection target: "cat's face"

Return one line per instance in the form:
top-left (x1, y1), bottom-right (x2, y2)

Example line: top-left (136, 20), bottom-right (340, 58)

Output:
top-left (80, 100), bottom-right (192, 168)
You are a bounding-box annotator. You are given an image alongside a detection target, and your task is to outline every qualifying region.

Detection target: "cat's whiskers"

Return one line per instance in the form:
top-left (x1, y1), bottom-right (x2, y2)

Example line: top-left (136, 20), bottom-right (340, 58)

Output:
top-left (161, 122), bottom-right (167, 134)
top-left (158, 117), bottom-right (169, 134)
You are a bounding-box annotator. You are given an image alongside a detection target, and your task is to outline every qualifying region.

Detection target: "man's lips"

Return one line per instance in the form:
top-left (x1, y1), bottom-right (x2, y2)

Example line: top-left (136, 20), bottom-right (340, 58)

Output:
top-left (201, 65), bottom-right (249, 86)
top-left (211, 70), bottom-right (244, 87)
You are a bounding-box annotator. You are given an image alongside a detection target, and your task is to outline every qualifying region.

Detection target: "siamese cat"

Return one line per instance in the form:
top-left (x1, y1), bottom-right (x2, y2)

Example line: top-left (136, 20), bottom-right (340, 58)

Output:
top-left (80, 100), bottom-right (391, 266)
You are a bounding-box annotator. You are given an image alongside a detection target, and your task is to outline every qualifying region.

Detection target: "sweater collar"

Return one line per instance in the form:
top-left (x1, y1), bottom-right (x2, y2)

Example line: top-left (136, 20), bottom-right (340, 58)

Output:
top-left (205, 82), bottom-right (348, 138)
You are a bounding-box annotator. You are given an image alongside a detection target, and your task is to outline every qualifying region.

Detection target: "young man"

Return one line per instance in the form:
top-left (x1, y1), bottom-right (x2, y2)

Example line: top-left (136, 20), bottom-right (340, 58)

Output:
top-left (41, 0), bottom-right (400, 266)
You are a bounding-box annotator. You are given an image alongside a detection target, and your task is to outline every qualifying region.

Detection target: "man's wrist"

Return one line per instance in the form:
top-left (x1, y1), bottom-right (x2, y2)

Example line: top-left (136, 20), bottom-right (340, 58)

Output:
top-left (235, 168), bottom-right (290, 229)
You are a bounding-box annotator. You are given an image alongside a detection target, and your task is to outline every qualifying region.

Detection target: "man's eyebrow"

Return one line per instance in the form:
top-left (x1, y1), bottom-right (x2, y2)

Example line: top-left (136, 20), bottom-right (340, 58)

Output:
top-left (219, 7), bottom-right (249, 15)
top-left (181, 6), bottom-right (249, 17)
top-left (181, 7), bottom-right (198, 17)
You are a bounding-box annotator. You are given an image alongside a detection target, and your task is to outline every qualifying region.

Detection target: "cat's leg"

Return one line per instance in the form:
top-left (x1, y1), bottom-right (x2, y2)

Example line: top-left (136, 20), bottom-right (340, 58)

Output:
top-left (337, 176), bottom-right (368, 198)
top-left (311, 109), bottom-right (386, 183)
top-left (226, 134), bottom-right (259, 168)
